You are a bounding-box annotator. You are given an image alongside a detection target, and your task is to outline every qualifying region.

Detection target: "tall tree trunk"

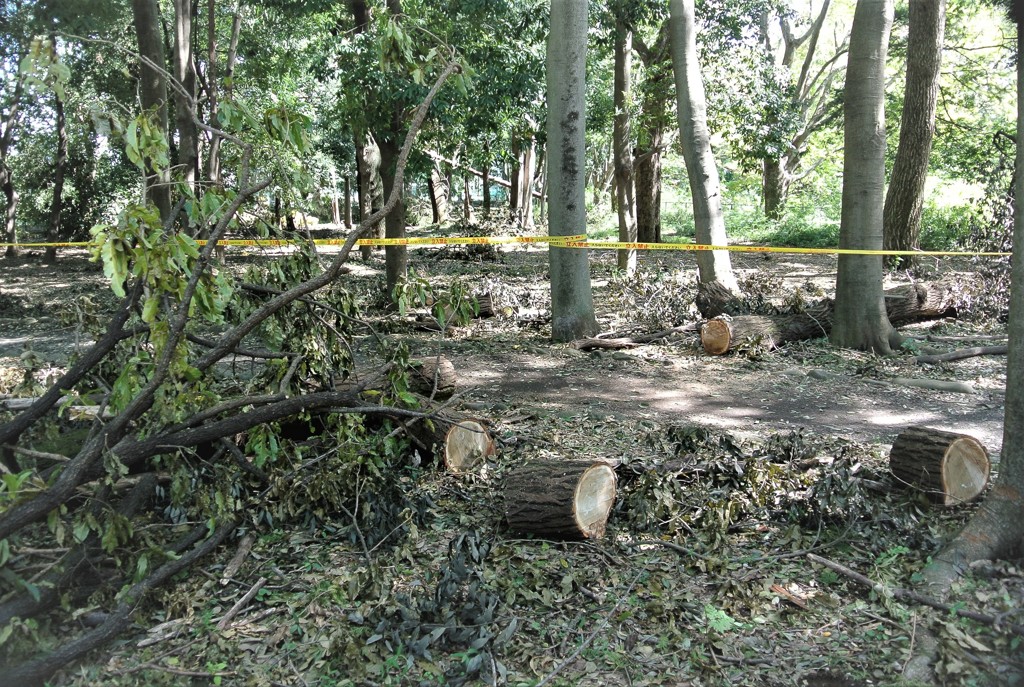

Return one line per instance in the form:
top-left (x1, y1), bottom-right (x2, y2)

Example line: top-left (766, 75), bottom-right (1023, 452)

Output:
top-left (905, 13), bottom-right (1024, 681)
top-left (519, 136), bottom-right (536, 229)
top-left (173, 0), bottom-right (198, 189)
top-left (428, 160), bottom-right (449, 224)
top-left (2, 170), bottom-right (16, 258)
top-left (132, 0), bottom-right (173, 224)
top-left (882, 0), bottom-right (946, 266)
top-left (510, 138), bottom-right (521, 220)
top-left (482, 144), bottom-right (491, 217)
top-left (547, 0), bottom-right (598, 342)
top-left (668, 0), bottom-right (740, 298)
top-left (357, 133), bottom-right (384, 261)
top-left (830, 0), bottom-right (897, 354)
top-left (343, 174), bottom-right (351, 228)
top-left (763, 157), bottom-right (790, 220)
top-left (614, 21), bottom-right (638, 275)
top-left (43, 90), bottom-right (67, 265)
top-left (463, 171), bottom-right (474, 222)
top-left (380, 133), bottom-right (405, 294)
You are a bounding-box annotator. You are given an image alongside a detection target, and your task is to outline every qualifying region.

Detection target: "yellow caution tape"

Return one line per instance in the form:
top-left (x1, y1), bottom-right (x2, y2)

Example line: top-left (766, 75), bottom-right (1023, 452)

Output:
top-left (0, 234), bottom-right (1010, 256)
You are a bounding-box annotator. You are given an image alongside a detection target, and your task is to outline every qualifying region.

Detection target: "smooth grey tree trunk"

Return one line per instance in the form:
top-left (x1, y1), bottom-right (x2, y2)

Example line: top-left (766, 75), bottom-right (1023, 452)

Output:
top-left (668, 0), bottom-right (739, 295)
top-left (173, 0), bottom-right (198, 188)
top-left (882, 0), bottom-right (946, 265)
top-left (547, 0), bottom-right (598, 341)
top-left (830, 0), bottom-right (897, 354)
top-left (614, 21), bottom-right (637, 275)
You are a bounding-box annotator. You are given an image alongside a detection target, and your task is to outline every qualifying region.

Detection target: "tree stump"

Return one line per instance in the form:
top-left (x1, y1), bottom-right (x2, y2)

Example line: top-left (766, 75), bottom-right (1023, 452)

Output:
top-left (504, 460), bottom-right (617, 540)
top-left (889, 426), bottom-right (990, 506)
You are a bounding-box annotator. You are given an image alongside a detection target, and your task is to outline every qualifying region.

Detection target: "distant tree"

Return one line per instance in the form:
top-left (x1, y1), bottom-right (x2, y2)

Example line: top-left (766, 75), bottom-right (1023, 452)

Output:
top-left (547, 0), bottom-right (598, 341)
top-left (668, 0), bottom-right (741, 310)
top-left (613, 17), bottom-right (637, 274)
top-left (830, 0), bottom-right (898, 354)
top-left (883, 0), bottom-right (946, 266)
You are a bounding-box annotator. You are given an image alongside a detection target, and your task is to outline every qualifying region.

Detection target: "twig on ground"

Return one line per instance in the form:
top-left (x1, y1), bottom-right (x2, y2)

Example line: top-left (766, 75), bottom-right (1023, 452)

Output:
top-left (216, 576), bottom-right (267, 630)
top-left (220, 532), bottom-right (256, 585)
top-left (807, 553), bottom-right (1024, 636)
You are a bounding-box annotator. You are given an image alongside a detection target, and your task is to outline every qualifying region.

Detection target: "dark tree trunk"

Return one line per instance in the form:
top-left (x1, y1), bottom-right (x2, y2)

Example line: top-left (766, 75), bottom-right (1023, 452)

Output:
top-left (614, 21), bottom-right (638, 274)
top-left (635, 134), bottom-right (663, 244)
top-left (380, 134), bottom-right (406, 293)
top-left (882, 0), bottom-right (946, 267)
top-left (510, 138), bottom-right (521, 218)
top-left (2, 169), bottom-right (16, 258)
top-left (763, 157), bottom-right (790, 220)
top-left (44, 90), bottom-right (67, 265)
top-left (482, 149), bottom-right (491, 217)
top-left (131, 0), bottom-right (173, 223)
top-left (173, 0), bottom-right (198, 189)
top-left (463, 171), bottom-right (474, 222)
top-left (343, 174), bottom-right (352, 228)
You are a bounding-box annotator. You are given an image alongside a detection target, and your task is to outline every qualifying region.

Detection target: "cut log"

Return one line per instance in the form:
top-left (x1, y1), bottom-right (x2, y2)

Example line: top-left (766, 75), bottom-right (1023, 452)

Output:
top-left (504, 459), bottom-right (617, 540)
top-left (702, 278), bottom-right (961, 355)
top-left (701, 306), bottom-right (832, 355)
top-left (442, 419), bottom-right (495, 472)
top-left (409, 357), bottom-right (457, 399)
top-left (695, 278), bottom-right (744, 319)
top-left (889, 426), bottom-right (990, 506)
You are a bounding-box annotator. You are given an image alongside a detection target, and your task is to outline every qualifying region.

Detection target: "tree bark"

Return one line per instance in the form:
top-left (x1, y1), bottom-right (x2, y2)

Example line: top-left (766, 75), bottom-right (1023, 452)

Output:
top-left (131, 0), bottom-right (173, 223)
top-left (614, 21), bottom-right (638, 275)
top-left (889, 426), bottom-right (989, 506)
top-left (830, 0), bottom-right (897, 354)
top-left (428, 160), bottom-right (449, 224)
top-left (2, 164), bottom-right (18, 258)
top-left (44, 85), bottom-right (67, 265)
top-left (763, 157), bottom-right (790, 220)
top-left (546, 0), bottom-right (599, 342)
top-left (504, 460), bottom-right (617, 540)
top-left (343, 174), bottom-right (352, 228)
top-left (173, 0), bottom-right (198, 188)
top-left (357, 131), bottom-right (384, 261)
top-left (380, 132), bottom-right (406, 294)
top-left (1, 56), bottom-right (24, 258)
top-left (668, 0), bottom-right (740, 296)
top-left (883, 0), bottom-right (945, 268)
top-left (702, 278), bottom-right (960, 354)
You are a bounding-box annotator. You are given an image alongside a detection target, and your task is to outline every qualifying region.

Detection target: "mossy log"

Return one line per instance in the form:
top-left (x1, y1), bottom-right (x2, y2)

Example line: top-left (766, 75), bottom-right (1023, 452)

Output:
top-left (701, 279), bottom-right (960, 355)
top-left (889, 426), bottom-right (990, 506)
top-left (504, 459), bottom-right (617, 540)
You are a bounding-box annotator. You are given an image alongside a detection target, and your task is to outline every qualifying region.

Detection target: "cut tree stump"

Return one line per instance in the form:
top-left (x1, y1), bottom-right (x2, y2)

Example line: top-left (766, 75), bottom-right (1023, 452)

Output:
top-left (702, 278), bottom-right (961, 355)
top-left (889, 426), bottom-right (990, 506)
top-left (504, 459), bottom-right (617, 540)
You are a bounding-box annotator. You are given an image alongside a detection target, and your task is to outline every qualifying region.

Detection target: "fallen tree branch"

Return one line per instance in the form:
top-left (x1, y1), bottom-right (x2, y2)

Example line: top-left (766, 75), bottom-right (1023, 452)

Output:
top-left (916, 345), bottom-right (1008, 365)
top-left (216, 576), bottom-right (267, 630)
top-left (571, 323), bottom-right (698, 351)
top-left (806, 553), bottom-right (1024, 636)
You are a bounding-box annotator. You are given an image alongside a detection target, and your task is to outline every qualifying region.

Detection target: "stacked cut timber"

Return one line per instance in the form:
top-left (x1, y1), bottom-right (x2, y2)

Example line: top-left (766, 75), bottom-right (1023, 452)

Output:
top-left (504, 459), bottom-right (617, 540)
top-left (889, 426), bottom-right (990, 506)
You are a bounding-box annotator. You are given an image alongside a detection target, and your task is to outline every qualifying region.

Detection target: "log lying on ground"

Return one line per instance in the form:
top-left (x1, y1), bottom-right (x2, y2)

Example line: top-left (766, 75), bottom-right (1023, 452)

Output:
top-left (916, 345), bottom-right (1008, 365)
top-left (334, 357), bottom-right (457, 400)
top-left (889, 426), bottom-right (990, 506)
top-left (504, 459), bottom-right (617, 540)
top-left (702, 279), bottom-right (960, 355)
top-left (571, 323), bottom-right (698, 351)
top-left (408, 417), bottom-right (495, 472)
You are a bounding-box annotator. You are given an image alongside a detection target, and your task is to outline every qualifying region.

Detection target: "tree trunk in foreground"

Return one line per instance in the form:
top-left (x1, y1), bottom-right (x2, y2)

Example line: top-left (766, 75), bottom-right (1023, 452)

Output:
top-left (889, 426), bottom-right (989, 506)
top-left (668, 0), bottom-right (740, 302)
top-left (830, 0), bottom-right (897, 354)
top-left (546, 0), bottom-right (599, 341)
top-left (504, 460), bottom-right (617, 540)
top-left (904, 12), bottom-right (1024, 681)
top-left (883, 0), bottom-right (945, 267)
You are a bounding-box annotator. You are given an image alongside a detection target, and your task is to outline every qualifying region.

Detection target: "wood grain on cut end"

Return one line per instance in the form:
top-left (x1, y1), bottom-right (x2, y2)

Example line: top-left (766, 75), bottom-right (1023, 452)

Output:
top-left (504, 459), bottom-right (617, 540)
top-left (443, 420), bottom-right (494, 472)
top-left (890, 426), bottom-right (990, 506)
top-left (701, 318), bottom-right (732, 355)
